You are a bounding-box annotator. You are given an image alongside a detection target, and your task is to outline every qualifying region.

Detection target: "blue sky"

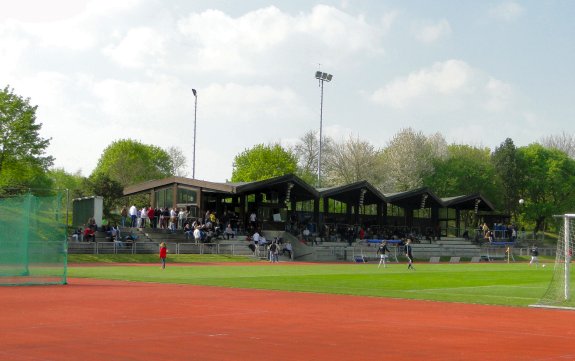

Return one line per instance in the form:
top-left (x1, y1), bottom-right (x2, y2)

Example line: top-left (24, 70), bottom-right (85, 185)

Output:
top-left (1, 0), bottom-right (574, 182)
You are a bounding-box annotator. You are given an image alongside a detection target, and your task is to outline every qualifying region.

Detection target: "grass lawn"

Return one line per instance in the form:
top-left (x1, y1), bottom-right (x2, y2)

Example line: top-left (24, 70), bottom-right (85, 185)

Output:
top-left (67, 255), bottom-right (570, 307)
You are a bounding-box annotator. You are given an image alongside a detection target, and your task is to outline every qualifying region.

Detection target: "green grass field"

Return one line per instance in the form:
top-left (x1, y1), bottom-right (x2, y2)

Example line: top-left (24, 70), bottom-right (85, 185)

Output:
top-left (67, 255), bottom-right (572, 307)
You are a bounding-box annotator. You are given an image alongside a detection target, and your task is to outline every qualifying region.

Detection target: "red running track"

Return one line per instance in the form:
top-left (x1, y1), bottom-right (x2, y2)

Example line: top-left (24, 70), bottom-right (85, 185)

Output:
top-left (1, 278), bottom-right (574, 361)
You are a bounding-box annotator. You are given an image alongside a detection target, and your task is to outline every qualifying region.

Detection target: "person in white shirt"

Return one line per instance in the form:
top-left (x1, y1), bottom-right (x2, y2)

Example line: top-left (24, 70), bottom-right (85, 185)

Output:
top-left (140, 207), bottom-right (148, 228)
top-left (129, 205), bottom-right (138, 227)
top-left (193, 227), bottom-right (202, 244)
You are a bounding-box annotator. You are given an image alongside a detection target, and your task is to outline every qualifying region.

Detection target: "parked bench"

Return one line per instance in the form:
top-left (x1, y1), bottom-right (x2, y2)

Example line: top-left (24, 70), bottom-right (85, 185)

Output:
top-left (449, 256), bottom-right (460, 263)
top-left (429, 256), bottom-right (440, 263)
top-left (470, 256), bottom-right (481, 263)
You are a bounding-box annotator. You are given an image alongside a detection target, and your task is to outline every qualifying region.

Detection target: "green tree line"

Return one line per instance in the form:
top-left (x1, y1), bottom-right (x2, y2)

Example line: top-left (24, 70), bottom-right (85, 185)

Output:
top-left (3, 85), bottom-right (575, 231)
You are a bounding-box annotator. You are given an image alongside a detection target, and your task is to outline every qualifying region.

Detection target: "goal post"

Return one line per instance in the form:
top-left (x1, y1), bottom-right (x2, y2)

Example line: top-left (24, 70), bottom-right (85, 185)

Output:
top-left (530, 214), bottom-right (575, 310)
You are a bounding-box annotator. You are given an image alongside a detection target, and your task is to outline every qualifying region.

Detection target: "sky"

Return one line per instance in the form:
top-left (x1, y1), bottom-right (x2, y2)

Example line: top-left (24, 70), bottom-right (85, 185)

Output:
top-left (1, 0), bottom-right (574, 182)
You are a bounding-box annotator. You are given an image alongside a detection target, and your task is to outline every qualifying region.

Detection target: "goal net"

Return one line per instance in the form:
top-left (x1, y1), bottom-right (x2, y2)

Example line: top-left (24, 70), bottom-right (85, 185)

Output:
top-left (531, 214), bottom-right (574, 310)
top-left (0, 192), bottom-right (68, 286)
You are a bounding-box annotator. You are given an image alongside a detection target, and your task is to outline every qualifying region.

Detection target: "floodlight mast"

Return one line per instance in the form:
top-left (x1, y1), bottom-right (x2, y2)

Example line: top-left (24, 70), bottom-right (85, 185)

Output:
top-left (192, 89), bottom-right (197, 179)
top-left (315, 71), bottom-right (333, 188)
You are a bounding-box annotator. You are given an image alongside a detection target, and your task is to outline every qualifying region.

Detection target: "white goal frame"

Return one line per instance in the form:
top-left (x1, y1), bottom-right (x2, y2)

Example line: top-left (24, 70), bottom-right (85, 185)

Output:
top-left (530, 214), bottom-right (574, 310)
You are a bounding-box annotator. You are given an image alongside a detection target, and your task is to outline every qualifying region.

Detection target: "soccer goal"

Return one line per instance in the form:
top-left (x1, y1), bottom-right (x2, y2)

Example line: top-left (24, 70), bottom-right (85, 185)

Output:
top-left (530, 214), bottom-right (574, 310)
top-left (0, 191), bottom-right (68, 286)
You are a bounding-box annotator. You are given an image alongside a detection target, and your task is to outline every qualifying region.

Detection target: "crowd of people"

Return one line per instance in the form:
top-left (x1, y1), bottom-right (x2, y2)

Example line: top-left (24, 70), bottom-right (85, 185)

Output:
top-left (481, 222), bottom-right (519, 243)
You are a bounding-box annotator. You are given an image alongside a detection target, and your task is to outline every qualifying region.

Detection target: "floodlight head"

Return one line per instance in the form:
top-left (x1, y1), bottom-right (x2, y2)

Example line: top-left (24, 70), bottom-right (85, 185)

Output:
top-left (321, 72), bottom-right (328, 80)
top-left (192, 89), bottom-right (197, 97)
top-left (315, 71), bottom-right (322, 79)
top-left (326, 74), bottom-right (333, 82)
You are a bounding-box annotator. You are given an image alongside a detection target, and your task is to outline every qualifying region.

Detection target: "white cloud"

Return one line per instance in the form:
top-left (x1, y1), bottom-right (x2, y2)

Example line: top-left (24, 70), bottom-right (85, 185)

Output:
top-left (103, 27), bottom-right (167, 68)
top-left (177, 5), bottom-right (386, 75)
top-left (371, 59), bottom-right (473, 109)
top-left (0, 0), bottom-right (88, 22)
top-left (370, 59), bottom-right (516, 116)
top-left (489, 2), bottom-right (525, 21)
top-left (484, 77), bottom-right (513, 112)
top-left (414, 19), bottom-right (452, 43)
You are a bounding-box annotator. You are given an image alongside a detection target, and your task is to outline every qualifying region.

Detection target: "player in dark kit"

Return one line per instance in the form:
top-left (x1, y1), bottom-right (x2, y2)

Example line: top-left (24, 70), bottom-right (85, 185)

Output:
top-left (377, 241), bottom-right (390, 269)
top-left (405, 239), bottom-right (415, 270)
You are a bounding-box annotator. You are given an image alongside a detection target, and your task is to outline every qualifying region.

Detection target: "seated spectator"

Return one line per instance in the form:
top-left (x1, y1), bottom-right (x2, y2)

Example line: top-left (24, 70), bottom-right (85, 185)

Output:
top-left (248, 240), bottom-right (257, 256)
top-left (110, 224), bottom-right (121, 241)
top-left (225, 223), bottom-right (235, 239)
top-left (282, 242), bottom-right (293, 260)
top-left (183, 223), bottom-right (193, 239)
top-left (83, 227), bottom-right (95, 242)
top-left (71, 228), bottom-right (83, 242)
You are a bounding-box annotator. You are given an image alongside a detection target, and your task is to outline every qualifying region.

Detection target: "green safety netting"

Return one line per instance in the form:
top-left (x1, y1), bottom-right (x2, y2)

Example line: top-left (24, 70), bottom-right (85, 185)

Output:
top-left (0, 192), bottom-right (67, 286)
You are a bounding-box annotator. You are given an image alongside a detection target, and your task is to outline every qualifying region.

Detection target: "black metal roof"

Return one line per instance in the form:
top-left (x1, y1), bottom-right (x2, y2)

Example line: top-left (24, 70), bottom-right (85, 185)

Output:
top-left (441, 194), bottom-right (495, 212)
top-left (319, 180), bottom-right (387, 205)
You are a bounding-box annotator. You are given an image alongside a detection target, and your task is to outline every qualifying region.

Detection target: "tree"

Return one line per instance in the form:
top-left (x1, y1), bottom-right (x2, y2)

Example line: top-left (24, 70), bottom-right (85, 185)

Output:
top-left (0, 86), bottom-right (54, 188)
top-left (92, 139), bottom-right (173, 186)
top-left (491, 138), bottom-right (520, 215)
top-left (83, 173), bottom-right (124, 219)
top-left (231, 143), bottom-right (298, 182)
top-left (424, 145), bottom-right (498, 200)
top-left (379, 128), bottom-right (447, 192)
top-left (48, 168), bottom-right (86, 199)
top-left (323, 135), bottom-right (382, 186)
top-left (540, 131), bottom-right (575, 159)
top-left (167, 146), bottom-right (188, 177)
top-left (516, 144), bottom-right (575, 233)
top-left (291, 130), bottom-right (334, 186)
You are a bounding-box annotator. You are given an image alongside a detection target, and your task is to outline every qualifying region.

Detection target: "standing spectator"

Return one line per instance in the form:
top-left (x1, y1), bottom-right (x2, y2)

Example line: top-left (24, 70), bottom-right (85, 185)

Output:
top-left (140, 206), bottom-right (148, 228)
top-left (249, 211), bottom-right (257, 230)
top-left (147, 207), bottom-right (156, 229)
top-left (159, 242), bottom-right (168, 269)
top-left (482, 222), bottom-right (489, 239)
top-left (178, 208), bottom-right (186, 229)
top-left (129, 204), bottom-right (138, 227)
top-left (193, 226), bottom-right (202, 244)
top-left (120, 206), bottom-right (128, 227)
top-left (405, 239), bottom-right (415, 270)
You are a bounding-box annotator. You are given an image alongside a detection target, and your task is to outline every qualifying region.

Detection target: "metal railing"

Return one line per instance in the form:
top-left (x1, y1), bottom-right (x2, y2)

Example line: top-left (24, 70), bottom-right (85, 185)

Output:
top-left (68, 241), bottom-right (255, 256)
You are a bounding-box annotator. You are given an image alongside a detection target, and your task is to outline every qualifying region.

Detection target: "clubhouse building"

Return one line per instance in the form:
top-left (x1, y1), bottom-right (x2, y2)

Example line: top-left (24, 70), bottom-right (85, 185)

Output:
top-left (123, 174), bottom-right (496, 239)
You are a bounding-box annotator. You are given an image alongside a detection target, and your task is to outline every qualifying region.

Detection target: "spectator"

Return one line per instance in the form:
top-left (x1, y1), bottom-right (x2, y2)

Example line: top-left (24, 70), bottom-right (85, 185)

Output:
top-left (193, 226), bottom-right (202, 244)
top-left (120, 206), bottom-right (128, 227)
top-left (178, 208), bottom-right (186, 229)
top-left (184, 222), bottom-right (193, 239)
top-left (225, 223), bottom-right (235, 239)
top-left (83, 227), bottom-right (95, 242)
top-left (147, 207), bottom-right (156, 229)
top-left (249, 211), bottom-right (257, 230)
top-left (71, 228), bottom-right (83, 242)
top-left (282, 242), bottom-right (293, 260)
top-left (129, 204), bottom-right (138, 227)
top-left (140, 207), bottom-right (148, 228)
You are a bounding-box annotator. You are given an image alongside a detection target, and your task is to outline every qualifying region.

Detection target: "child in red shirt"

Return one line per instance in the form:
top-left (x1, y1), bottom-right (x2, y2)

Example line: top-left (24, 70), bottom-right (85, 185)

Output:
top-left (159, 242), bottom-right (168, 269)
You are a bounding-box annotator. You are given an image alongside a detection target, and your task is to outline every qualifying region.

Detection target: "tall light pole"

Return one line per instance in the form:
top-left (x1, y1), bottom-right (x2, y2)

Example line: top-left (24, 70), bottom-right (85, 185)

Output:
top-left (192, 88), bottom-right (198, 179)
top-left (315, 71), bottom-right (333, 188)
